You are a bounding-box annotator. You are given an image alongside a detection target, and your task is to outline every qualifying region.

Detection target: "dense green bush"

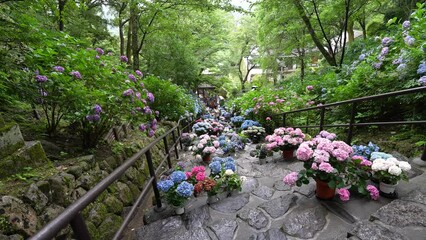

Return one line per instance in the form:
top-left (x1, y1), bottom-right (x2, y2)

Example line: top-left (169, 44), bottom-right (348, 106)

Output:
top-left (143, 76), bottom-right (195, 121)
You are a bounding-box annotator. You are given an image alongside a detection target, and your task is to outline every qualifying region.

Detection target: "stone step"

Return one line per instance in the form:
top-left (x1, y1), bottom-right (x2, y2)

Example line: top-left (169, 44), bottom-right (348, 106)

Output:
top-left (0, 122), bottom-right (25, 159)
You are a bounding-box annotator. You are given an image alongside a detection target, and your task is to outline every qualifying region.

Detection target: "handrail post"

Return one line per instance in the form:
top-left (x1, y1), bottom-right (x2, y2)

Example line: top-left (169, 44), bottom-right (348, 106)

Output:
top-left (113, 127), bottom-right (120, 141)
top-left (347, 103), bottom-right (357, 144)
top-left (70, 213), bottom-right (91, 240)
top-left (145, 149), bottom-right (163, 210)
top-left (122, 124), bottom-right (128, 138)
top-left (421, 145), bottom-right (426, 161)
top-left (163, 137), bottom-right (172, 168)
top-left (171, 130), bottom-right (179, 159)
top-left (319, 107), bottom-right (325, 131)
top-left (282, 113), bottom-right (286, 127)
top-left (177, 124), bottom-right (183, 150)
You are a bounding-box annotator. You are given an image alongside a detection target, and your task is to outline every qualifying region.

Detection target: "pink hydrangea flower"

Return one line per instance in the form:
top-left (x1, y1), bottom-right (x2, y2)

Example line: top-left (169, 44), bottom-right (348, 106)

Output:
top-left (296, 143), bottom-right (314, 161)
top-left (337, 188), bottom-right (350, 201)
top-left (366, 185), bottom-right (379, 200)
top-left (318, 162), bottom-right (334, 173)
top-left (269, 102), bottom-right (275, 106)
top-left (283, 172), bottom-right (298, 186)
top-left (213, 141), bottom-right (220, 148)
top-left (266, 117), bottom-right (271, 121)
top-left (191, 166), bottom-right (205, 174)
top-left (195, 172), bottom-right (206, 181)
top-left (311, 163), bottom-right (318, 170)
top-left (185, 172), bottom-right (192, 179)
top-left (306, 85), bottom-right (314, 91)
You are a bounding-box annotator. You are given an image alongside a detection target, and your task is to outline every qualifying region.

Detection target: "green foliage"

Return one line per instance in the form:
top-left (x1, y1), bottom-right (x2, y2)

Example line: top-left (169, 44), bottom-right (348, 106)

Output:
top-left (10, 167), bottom-right (40, 183)
top-left (143, 76), bottom-right (195, 121)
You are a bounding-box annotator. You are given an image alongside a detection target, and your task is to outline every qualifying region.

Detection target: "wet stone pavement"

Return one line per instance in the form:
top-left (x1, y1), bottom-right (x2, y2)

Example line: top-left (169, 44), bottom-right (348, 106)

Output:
top-left (131, 144), bottom-right (426, 240)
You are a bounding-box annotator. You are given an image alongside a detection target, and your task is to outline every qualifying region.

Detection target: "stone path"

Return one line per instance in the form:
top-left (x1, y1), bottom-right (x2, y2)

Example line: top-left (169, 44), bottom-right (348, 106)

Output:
top-left (130, 144), bottom-right (426, 240)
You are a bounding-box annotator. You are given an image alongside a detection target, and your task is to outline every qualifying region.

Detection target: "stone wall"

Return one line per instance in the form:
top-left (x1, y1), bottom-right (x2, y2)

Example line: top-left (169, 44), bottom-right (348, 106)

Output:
top-left (0, 126), bottom-right (171, 240)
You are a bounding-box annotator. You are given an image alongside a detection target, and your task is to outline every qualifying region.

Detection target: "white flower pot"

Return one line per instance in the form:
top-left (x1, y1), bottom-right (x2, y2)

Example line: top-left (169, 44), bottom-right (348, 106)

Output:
top-left (175, 206), bottom-right (185, 215)
top-left (379, 182), bottom-right (397, 194)
top-left (259, 158), bottom-right (266, 165)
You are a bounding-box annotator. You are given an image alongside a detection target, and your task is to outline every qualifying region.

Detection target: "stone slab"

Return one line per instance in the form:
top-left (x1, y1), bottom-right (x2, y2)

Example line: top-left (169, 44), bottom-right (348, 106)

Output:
top-left (282, 205), bottom-right (327, 239)
top-left (348, 220), bottom-right (408, 240)
top-left (252, 185), bottom-right (275, 200)
top-left (238, 208), bottom-right (269, 230)
top-left (210, 193), bottom-right (250, 213)
top-left (259, 194), bottom-right (297, 219)
top-left (370, 200), bottom-right (426, 227)
top-left (249, 228), bottom-right (287, 240)
top-left (208, 219), bottom-right (237, 240)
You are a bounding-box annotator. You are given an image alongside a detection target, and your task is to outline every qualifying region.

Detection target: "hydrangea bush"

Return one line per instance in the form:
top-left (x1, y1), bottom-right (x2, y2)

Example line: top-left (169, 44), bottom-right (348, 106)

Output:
top-left (265, 127), bottom-right (306, 151)
top-left (157, 170), bottom-right (194, 207)
top-left (371, 157), bottom-right (411, 185)
top-left (192, 134), bottom-right (219, 157)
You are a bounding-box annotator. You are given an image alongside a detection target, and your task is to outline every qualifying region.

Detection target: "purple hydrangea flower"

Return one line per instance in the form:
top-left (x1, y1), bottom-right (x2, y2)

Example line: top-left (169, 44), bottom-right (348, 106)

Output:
top-left (92, 114), bottom-right (100, 122)
top-left (418, 63), bottom-right (426, 76)
top-left (148, 129), bottom-right (155, 137)
top-left (140, 82), bottom-right (144, 88)
top-left (402, 21), bottom-right (410, 29)
top-left (381, 37), bottom-right (393, 46)
top-left (120, 55), bottom-right (128, 62)
top-left (143, 106), bottom-right (152, 114)
top-left (135, 92), bottom-right (141, 99)
top-left (93, 104), bottom-right (102, 114)
top-left (95, 47), bottom-right (104, 55)
top-left (35, 75), bottom-right (48, 83)
top-left (139, 124), bottom-right (146, 131)
top-left (70, 70), bottom-right (81, 79)
top-left (404, 36), bottom-right (415, 46)
top-left (135, 70), bottom-right (143, 76)
top-left (128, 74), bottom-right (136, 82)
top-left (306, 85), bottom-right (314, 91)
top-left (381, 47), bottom-right (389, 56)
top-left (155, 111), bottom-right (159, 116)
top-left (147, 92), bottom-right (155, 102)
top-left (392, 58), bottom-right (402, 65)
top-left (419, 76), bottom-right (426, 86)
top-left (95, 55), bottom-right (100, 59)
top-left (53, 66), bottom-right (64, 72)
top-left (373, 62), bottom-right (382, 70)
top-left (107, 52), bottom-right (113, 56)
top-left (123, 89), bottom-right (134, 97)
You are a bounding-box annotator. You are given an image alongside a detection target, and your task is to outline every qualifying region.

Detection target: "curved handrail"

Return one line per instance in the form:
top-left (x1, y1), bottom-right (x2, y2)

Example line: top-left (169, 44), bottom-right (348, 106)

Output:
top-left (30, 117), bottom-right (193, 240)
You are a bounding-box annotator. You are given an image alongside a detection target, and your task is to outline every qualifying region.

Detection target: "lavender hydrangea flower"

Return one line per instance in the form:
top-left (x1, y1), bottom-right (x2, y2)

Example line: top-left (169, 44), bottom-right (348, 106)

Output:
top-left (35, 75), bottom-right (48, 83)
top-left (93, 104), bottom-right (102, 114)
top-left (170, 171), bottom-right (186, 183)
top-left (417, 63), bottom-right (426, 75)
top-left (381, 37), bottom-right (393, 46)
top-left (402, 20), bottom-right (410, 29)
top-left (358, 54), bottom-right (366, 61)
top-left (120, 55), bottom-right (128, 62)
top-left (404, 36), bottom-right (415, 46)
top-left (419, 76), bottom-right (426, 86)
top-left (373, 62), bottom-right (382, 70)
top-left (70, 70), bottom-right (81, 79)
top-left (128, 74), bottom-right (136, 82)
top-left (123, 89), bottom-right (134, 96)
top-left (53, 66), bottom-right (64, 72)
top-left (95, 47), bottom-right (104, 55)
top-left (92, 114), bottom-right (100, 121)
top-left (148, 129), bottom-right (155, 137)
top-left (147, 92), bottom-right (155, 102)
top-left (176, 181), bottom-right (194, 198)
top-left (381, 47), bottom-right (389, 56)
top-left (95, 55), bottom-right (100, 59)
top-left (135, 70), bottom-right (143, 76)
top-left (143, 106), bottom-right (152, 114)
top-left (139, 124), bottom-right (146, 131)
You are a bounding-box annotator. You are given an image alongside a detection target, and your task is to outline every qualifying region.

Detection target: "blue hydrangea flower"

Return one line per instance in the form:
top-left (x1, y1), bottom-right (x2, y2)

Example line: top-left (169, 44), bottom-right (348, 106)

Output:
top-left (417, 63), bottom-right (426, 76)
top-left (370, 152), bottom-right (393, 160)
top-left (231, 116), bottom-right (245, 124)
top-left (209, 161), bottom-right (222, 174)
top-left (358, 54), bottom-right (366, 61)
top-left (170, 171), bottom-right (187, 183)
top-left (241, 120), bottom-right (261, 130)
top-left (157, 180), bottom-right (174, 192)
top-left (176, 181), bottom-right (194, 198)
top-left (224, 162), bottom-right (236, 172)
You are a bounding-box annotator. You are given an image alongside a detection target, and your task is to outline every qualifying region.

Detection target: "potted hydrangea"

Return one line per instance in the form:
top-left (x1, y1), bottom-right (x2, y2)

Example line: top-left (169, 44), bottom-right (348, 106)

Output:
top-left (371, 157), bottom-right (411, 198)
top-left (265, 127), bottom-right (306, 160)
top-left (208, 157), bottom-right (241, 201)
top-left (283, 132), bottom-right (354, 200)
top-left (242, 126), bottom-right (266, 144)
top-left (157, 171), bottom-right (194, 214)
top-left (192, 134), bottom-right (219, 162)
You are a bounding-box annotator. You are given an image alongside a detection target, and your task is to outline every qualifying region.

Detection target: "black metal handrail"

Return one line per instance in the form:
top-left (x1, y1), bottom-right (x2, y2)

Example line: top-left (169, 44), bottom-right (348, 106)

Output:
top-left (272, 86), bottom-right (426, 145)
top-left (30, 117), bottom-right (194, 240)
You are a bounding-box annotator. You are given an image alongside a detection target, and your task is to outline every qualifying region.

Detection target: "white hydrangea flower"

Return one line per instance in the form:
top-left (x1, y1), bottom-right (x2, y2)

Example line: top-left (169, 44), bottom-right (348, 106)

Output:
top-left (398, 161), bottom-right (411, 172)
top-left (240, 176), bottom-right (247, 182)
top-left (195, 154), bottom-right (202, 161)
top-left (388, 165), bottom-right (402, 176)
top-left (225, 169), bottom-right (234, 175)
top-left (387, 157), bottom-right (400, 165)
top-left (372, 159), bottom-right (389, 171)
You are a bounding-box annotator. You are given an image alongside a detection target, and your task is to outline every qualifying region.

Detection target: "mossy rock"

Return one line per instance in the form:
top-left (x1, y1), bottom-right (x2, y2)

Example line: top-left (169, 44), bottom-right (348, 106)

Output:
top-left (104, 196), bottom-right (124, 215)
top-left (0, 141), bottom-right (49, 178)
top-left (0, 123), bottom-right (24, 159)
top-left (86, 203), bottom-right (108, 227)
top-left (97, 214), bottom-right (122, 240)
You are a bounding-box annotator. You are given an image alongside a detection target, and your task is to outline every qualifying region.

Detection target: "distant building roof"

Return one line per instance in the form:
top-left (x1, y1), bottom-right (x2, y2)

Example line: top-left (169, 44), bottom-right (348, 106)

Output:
top-left (197, 83), bottom-right (215, 89)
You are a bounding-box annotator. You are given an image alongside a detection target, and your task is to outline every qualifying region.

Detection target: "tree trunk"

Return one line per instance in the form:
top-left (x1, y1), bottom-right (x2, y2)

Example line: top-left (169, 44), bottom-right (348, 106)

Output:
top-left (58, 0), bottom-right (67, 31)
top-left (348, 20), bottom-right (354, 43)
top-left (119, 21), bottom-right (125, 56)
top-left (339, 0), bottom-right (351, 67)
top-left (130, 3), bottom-right (139, 70)
top-left (300, 58), bottom-right (305, 82)
top-left (126, 18), bottom-right (132, 65)
top-left (292, 0), bottom-right (337, 66)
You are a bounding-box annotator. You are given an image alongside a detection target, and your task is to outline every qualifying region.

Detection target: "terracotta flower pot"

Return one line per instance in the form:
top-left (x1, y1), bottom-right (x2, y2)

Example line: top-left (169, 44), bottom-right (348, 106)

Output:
top-left (315, 179), bottom-right (335, 200)
top-left (282, 149), bottom-right (294, 160)
top-left (202, 154), bottom-right (212, 162)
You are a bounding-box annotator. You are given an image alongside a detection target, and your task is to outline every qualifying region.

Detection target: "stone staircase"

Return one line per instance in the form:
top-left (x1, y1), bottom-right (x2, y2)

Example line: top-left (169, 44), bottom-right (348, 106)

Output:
top-left (128, 144), bottom-right (426, 240)
top-left (0, 116), bottom-right (49, 177)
